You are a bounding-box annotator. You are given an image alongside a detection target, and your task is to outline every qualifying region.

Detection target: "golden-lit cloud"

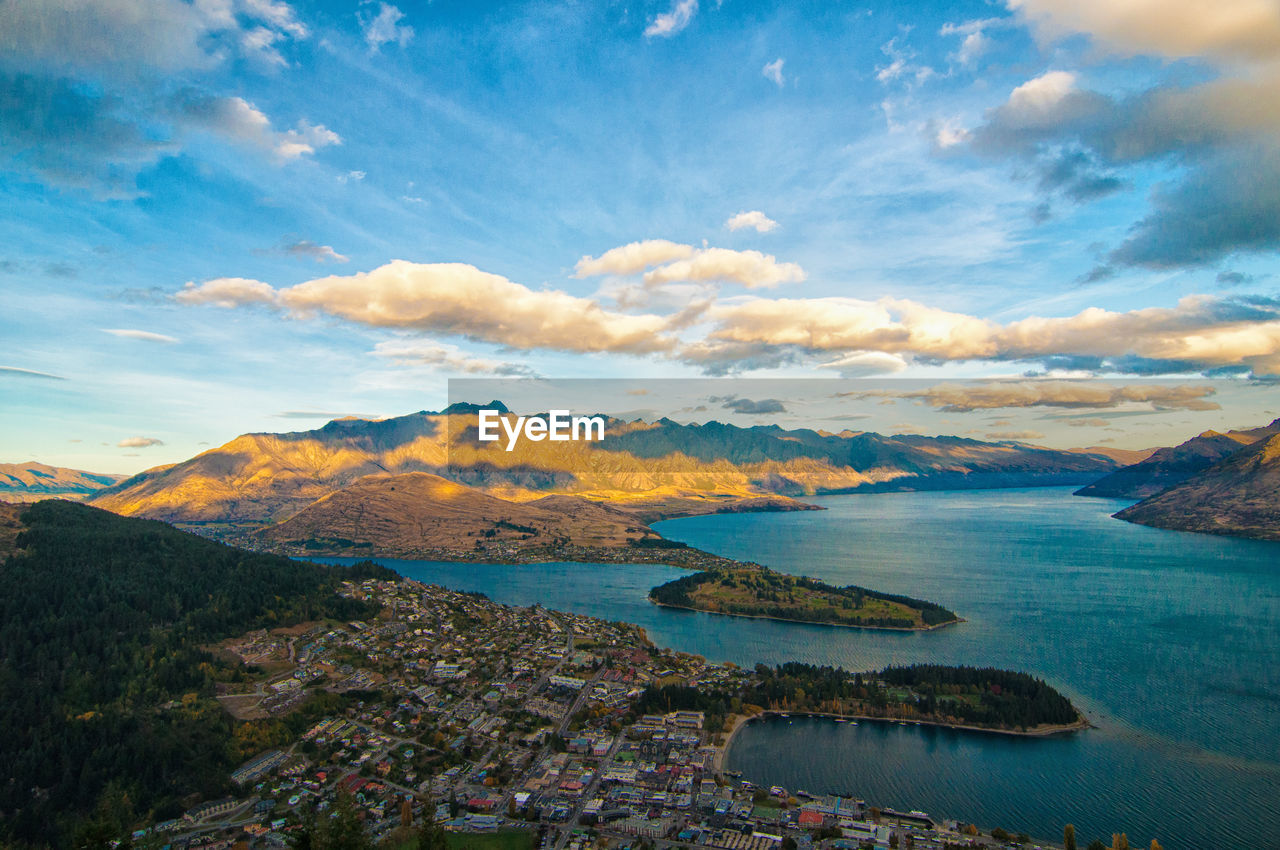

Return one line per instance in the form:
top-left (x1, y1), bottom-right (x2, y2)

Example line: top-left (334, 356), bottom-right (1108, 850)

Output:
top-left (643, 248), bottom-right (804, 289)
top-left (725, 210), bottom-right (779, 232)
top-left (689, 294), bottom-right (1280, 375)
top-left (175, 277), bottom-right (278, 307)
top-left (575, 240), bottom-right (694, 277)
top-left (179, 260), bottom-right (674, 355)
top-left (1008, 0), bottom-right (1280, 62)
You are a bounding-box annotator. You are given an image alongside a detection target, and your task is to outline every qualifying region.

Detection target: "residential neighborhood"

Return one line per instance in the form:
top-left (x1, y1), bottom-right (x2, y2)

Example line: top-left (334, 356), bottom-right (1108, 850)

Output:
top-left (131, 577), bottom-right (1055, 850)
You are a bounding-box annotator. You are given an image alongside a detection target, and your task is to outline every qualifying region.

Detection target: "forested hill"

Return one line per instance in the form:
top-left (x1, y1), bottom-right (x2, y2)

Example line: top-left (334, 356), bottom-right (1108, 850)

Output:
top-left (0, 500), bottom-right (389, 847)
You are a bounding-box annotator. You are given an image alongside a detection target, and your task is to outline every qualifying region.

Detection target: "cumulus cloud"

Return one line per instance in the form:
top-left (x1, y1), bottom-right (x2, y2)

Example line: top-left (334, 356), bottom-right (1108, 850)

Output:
top-left (725, 210), bottom-right (779, 233)
top-left (645, 0), bottom-right (698, 38)
top-left (685, 294), bottom-right (1280, 376)
top-left (285, 240), bottom-right (349, 263)
top-left (643, 248), bottom-right (804, 289)
top-left (178, 260), bottom-right (674, 355)
top-left (575, 240), bottom-right (695, 277)
top-left (102, 328), bottom-right (179, 343)
top-left (1007, 0), bottom-right (1280, 63)
top-left (0, 0), bottom-right (328, 196)
top-left (360, 3), bottom-right (414, 53)
top-left (373, 339), bottom-right (537, 376)
top-left (762, 59), bottom-right (785, 87)
top-left (118, 436), bottom-right (164, 448)
top-left (961, 3), bottom-right (1280, 269)
top-left (175, 277), bottom-right (279, 307)
top-left (577, 240), bottom-right (802, 289)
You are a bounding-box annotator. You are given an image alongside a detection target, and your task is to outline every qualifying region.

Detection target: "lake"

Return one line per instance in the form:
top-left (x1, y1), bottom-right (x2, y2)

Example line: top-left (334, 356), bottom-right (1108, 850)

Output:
top-left (325, 487), bottom-right (1280, 850)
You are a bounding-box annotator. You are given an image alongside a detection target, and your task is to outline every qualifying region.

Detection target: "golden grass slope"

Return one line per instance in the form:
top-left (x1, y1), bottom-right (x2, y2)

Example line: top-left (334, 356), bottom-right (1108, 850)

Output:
top-left (255, 471), bottom-right (659, 556)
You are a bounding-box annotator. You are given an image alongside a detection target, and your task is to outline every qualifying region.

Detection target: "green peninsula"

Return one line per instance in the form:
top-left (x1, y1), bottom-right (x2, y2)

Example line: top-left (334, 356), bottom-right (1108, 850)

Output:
top-left (648, 566), bottom-right (960, 630)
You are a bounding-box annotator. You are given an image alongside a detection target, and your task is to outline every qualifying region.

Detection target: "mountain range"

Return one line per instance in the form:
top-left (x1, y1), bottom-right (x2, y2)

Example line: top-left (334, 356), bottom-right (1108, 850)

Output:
top-left (0, 462), bottom-right (124, 503)
top-left (1074, 419), bottom-right (1280, 499)
top-left (80, 407), bottom-right (1121, 548)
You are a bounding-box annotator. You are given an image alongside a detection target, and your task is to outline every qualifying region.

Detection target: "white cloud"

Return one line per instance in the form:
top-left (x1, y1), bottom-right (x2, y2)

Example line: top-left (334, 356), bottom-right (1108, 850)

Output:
top-left (373, 339), bottom-right (536, 376)
top-left (360, 2), bottom-right (414, 53)
top-left (102, 328), bottom-right (179, 343)
top-left (575, 240), bottom-right (695, 277)
top-left (178, 260), bottom-right (675, 355)
top-left (762, 58), bottom-right (785, 87)
top-left (643, 248), bottom-right (804, 289)
top-left (175, 276), bottom-right (279, 307)
top-left (645, 0), bottom-right (698, 38)
top-left (118, 436), bottom-right (164, 448)
top-left (285, 240), bottom-right (349, 263)
top-left (0, 365), bottom-right (67, 380)
top-left (1005, 70), bottom-right (1079, 119)
top-left (875, 37), bottom-right (936, 86)
top-left (940, 17), bottom-right (1003, 65)
top-left (171, 93), bottom-right (340, 161)
top-left (337, 170), bottom-right (366, 184)
top-left (725, 210), bottom-right (779, 233)
top-left (686, 293), bottom-right (1280, 376)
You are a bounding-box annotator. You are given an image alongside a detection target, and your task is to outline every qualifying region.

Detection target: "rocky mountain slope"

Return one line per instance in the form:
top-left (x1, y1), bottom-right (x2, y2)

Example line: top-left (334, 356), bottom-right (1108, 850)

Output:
top-left (1115, 433), bottom-right (1280, 540)
top-left (1075, 419), bottom-right (1280, 499)
top-left (90, 406), bottom-right (1121, 532)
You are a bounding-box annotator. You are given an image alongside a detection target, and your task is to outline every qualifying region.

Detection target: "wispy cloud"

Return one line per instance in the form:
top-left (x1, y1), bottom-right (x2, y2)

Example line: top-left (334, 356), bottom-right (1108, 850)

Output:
top-left (284, 240), bottom-right (349, 263)
top-left (761, 58), bottom-right (785, 87)
top-left (645, 0), bottom-right (698, 38)
top-left (0, 365), bottom-right (67, 381)
top-left (103, 329), bottom-right (179, 343)
top-left (117, 436), bottom-right (164, 448)
top-left (360, 3), bottom-right (414, 53)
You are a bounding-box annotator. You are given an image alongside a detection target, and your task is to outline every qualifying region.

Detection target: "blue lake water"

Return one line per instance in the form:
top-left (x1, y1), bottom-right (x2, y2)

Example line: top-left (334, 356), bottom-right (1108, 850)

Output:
top-left (324, 487), bottom-right (1280, 850)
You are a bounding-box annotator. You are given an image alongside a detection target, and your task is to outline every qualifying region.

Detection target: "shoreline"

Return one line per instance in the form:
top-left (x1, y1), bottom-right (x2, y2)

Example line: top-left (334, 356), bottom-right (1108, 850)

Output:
top-left (649, 599), bottom-right (963, 632)
top-left (722, 709), bottom-right (1092, 749)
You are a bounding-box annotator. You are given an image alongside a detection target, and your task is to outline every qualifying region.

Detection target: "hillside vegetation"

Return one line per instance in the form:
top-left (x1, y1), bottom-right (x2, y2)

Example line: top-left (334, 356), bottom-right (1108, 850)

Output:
top-left (0, 500), bottom-right (388, 846)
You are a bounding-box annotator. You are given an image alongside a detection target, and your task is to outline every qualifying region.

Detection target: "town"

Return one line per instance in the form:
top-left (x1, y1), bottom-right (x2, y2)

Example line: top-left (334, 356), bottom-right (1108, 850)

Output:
top-left (132, 576), bottom-right (1059, 850)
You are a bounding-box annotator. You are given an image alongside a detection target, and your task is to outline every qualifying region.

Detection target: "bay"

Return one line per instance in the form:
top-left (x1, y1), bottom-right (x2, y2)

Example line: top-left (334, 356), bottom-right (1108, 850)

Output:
top-left (324, 487), bottom-right (1280, 850)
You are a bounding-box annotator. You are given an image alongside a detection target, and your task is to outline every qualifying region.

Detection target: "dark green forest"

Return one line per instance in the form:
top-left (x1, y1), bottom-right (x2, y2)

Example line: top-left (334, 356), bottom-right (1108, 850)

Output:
top-left (632, 662), bottom-right (1079, 734)
top-left (0, 500), bottom-right (391, 847)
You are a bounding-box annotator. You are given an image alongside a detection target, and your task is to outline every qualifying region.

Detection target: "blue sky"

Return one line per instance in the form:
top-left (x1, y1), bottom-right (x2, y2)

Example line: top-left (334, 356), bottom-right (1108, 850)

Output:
top-left (3, 0), bottom-right (1280, 472)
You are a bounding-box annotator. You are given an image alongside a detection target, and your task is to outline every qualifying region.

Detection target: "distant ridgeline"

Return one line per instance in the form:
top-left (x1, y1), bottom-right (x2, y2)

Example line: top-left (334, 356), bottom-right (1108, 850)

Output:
top-left (648, 567), bottom-right (959, 630)
top-left (637, 662), bottom-right (1081, 733)
top-left (0, 500), bottom-right (394, 847)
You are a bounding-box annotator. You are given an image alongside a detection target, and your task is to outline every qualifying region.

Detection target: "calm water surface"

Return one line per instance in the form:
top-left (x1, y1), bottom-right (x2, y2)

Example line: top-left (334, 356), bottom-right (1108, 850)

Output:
top-left (326, 488), bottom-right (1280, 850)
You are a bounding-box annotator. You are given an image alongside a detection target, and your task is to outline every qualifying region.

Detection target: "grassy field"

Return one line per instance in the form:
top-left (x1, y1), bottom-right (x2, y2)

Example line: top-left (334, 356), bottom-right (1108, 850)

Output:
top-left (446, 828), bottom-right (537, 850)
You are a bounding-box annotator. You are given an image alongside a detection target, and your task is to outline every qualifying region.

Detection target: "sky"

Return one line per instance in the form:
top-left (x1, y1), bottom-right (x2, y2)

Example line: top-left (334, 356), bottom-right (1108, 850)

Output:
top-left (3, 0), bottom-right (1280, 473)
